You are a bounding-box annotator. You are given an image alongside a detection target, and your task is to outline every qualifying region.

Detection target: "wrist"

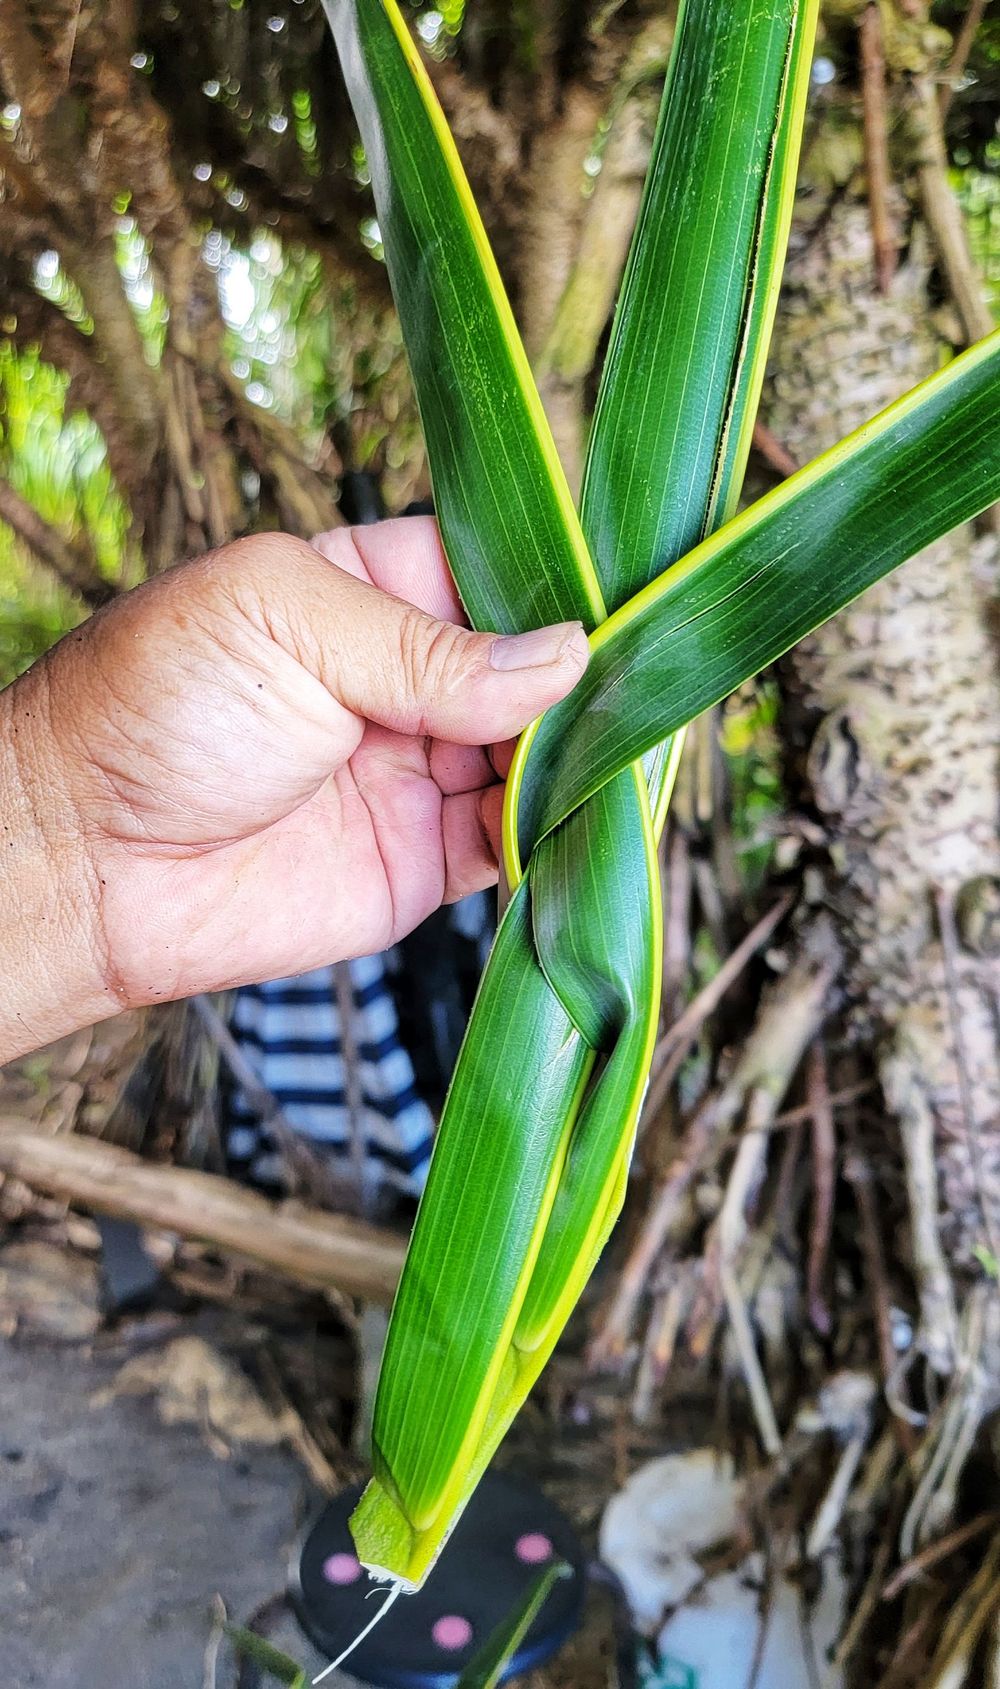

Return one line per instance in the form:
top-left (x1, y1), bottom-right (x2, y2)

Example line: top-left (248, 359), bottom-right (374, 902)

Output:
top-left (0, 665), bottom-right (116, 1064)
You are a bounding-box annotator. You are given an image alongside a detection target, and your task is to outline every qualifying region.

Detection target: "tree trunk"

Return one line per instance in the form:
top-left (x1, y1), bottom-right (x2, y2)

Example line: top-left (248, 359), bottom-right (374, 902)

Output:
top-left (765, 168), bottom-right (1000, 1389)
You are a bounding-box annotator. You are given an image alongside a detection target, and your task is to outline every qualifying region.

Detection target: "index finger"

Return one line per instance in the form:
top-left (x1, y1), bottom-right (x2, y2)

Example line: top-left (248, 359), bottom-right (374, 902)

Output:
top-left (311, 516), bottom-right (468, 626)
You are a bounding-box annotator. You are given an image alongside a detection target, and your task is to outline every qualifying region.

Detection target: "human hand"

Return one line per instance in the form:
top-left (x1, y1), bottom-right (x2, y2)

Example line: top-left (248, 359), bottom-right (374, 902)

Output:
top-left (0, 521), bottom-right (588, 1062)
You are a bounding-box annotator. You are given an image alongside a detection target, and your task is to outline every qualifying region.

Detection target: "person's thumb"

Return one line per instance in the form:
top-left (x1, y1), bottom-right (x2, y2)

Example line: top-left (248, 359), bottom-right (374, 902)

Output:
top-left (303, 556), bottom-right (590, 745)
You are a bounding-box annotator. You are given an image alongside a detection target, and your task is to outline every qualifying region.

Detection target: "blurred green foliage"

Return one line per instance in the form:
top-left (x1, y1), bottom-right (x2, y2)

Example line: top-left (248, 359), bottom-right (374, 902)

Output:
top-left (954, 141), bottom-right (1000, 320)
top-left (721, 680), bottom-right (785, 891)
top-left (0, 345), bottom-right (128, 678)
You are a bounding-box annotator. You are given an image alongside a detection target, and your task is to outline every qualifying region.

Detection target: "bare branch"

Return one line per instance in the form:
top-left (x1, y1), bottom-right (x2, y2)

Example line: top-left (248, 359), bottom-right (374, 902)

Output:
top-left (860, 2), bottom-right (897, 294)
top-left (938, 0), bottom-right (989, 120)
top-left (910, 75), bottom-right (995, 347)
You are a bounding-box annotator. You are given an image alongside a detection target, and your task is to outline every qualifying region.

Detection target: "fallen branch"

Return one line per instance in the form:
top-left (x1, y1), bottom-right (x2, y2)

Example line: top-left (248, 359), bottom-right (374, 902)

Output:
top-left (0, 1122), bottom-right (405, 1303)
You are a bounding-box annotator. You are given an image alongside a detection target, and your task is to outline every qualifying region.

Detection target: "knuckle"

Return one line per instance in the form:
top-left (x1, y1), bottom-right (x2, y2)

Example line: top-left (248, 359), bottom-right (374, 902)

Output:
top-left (396, 607), bottom-right (478, 725)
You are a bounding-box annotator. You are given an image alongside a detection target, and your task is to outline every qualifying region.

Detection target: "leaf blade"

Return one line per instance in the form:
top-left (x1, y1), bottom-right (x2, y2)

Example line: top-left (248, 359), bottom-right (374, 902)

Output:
top-left (456, 1561), bottom-right (572, 1689)
top-left (515, 329), bottom-right (1000, 849)
top-left (580, 0), bottom-right (818, 609)
top-left (323, 0), bottom-right (604, 633)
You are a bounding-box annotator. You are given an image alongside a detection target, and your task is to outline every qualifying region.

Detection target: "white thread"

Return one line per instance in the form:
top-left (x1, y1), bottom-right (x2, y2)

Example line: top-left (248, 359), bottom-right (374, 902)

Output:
top-left (312, 1579), bottom-right (403, 1684)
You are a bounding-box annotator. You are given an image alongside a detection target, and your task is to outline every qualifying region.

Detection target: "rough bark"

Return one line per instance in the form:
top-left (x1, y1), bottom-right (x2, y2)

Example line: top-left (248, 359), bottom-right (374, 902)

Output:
top-left (766, 187), bottom-right (1000, 1375)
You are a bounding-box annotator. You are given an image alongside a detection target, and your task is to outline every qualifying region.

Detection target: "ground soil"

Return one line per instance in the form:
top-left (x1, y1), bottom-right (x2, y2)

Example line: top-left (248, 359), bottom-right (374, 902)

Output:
top-left (0, 1265), bottom-right (625, 1689)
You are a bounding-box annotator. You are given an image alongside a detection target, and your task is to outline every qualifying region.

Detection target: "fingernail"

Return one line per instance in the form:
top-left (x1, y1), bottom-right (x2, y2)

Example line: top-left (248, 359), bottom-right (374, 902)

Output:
top-left (489, 622), bottom-right (587, 672)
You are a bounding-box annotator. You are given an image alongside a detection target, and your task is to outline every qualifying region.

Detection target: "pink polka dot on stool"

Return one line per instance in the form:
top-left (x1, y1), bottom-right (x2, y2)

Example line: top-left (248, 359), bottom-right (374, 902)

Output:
top-left (432, 1614), bottom-right (473, 1651)
top-left (515, 1532), bottom-right (553, 1564)
top-left (322, 1551), bottom-right (362, 1585)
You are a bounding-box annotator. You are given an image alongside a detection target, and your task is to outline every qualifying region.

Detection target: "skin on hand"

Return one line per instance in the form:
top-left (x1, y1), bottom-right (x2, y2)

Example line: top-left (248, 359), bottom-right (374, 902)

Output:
top-left (0, 521), bottom-right (588, 1063)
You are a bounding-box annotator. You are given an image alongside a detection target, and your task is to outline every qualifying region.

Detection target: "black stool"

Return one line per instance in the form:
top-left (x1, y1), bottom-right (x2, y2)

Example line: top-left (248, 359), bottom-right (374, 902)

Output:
top-left (290, 1470), bottom-right (586, 1687)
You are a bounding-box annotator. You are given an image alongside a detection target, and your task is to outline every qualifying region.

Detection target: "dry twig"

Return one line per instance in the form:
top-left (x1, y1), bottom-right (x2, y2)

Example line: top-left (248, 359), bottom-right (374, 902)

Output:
top-left (843, 1138), bottom-right (919, 1452)
top-left (937, 0), bottom-right (989, 119)
top-left (909, 69), bottom-right (995, 348)
top-left (934, 885), bottom-right (1000, 1270)
top-left (660, 825), bottom-right (693, 1026)
top-left (590, 924), bottom-right (836, 1368)
top-left (805, 1042), bottom-right (836, 1336)
top-left (202, 1594), bottom-right (227, 1689)
top-left (334, 962), bottom-right (371, 1218)
top-left (631, 1267), bottom-right (695, 1422)
top-left (751, 418), bottom-right (798, 480)
top-left (190, 995), bottom-right (346, 1210)
top-left (924, 1533), bottom-right (1000, 1686)
top-left (645, 894), bottom-right (794, 1126)
top-left (882, 1508), bottom-right (1000, 1601)
top-left (860, 2), bottom-right (897, 293)
top-left (901, 1287), bottom-right (996, 1557)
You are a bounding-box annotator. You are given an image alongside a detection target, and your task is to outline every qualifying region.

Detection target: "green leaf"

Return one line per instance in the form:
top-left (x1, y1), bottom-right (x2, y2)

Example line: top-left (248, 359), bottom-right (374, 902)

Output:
top-left (524, 0), bottom-right (815, 1055)
top-left (456, 1561), bottom-right (572, 1689)
top-left (508, 0), bottom-right (815, 878)
top-left (225, 1625), bottom-right (307, 1688)
top-left (581, 0), bottom-right (818, 610)
top-left (352, 879), bottom-right (594, 1587)
top-left (321, 0), bottom-right (604, 634)
top-left (514, 330), bottom-right (1000, 853)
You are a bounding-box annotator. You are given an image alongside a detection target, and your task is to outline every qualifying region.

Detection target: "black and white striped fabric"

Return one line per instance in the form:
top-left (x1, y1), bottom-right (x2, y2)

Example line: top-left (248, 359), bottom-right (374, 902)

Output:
top-left (222, 893), bottom-right (492, 1200)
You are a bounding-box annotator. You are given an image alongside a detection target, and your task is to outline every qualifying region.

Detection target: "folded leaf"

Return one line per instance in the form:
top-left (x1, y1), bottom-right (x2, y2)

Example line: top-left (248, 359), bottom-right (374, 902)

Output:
top-left (353, 879), bottom-right (593, 1586)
